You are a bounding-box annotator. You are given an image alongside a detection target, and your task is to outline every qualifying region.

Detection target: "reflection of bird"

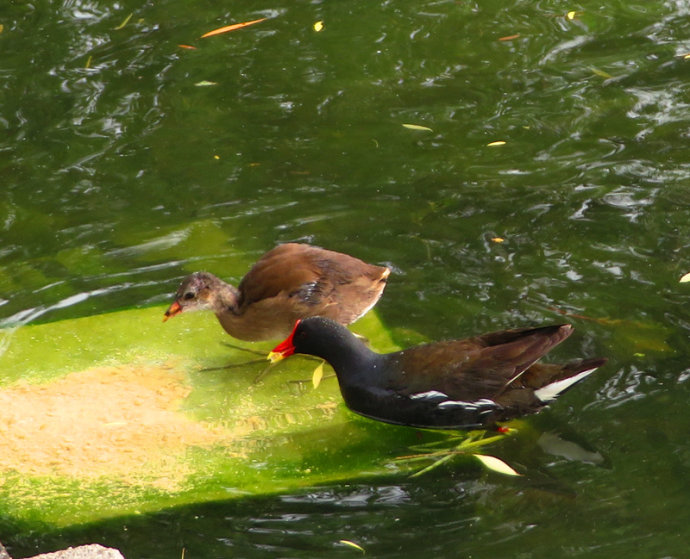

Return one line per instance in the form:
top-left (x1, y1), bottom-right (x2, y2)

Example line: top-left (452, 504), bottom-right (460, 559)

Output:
top-left (164, 243), bottom-right (390, 342)
top-left (269, 317), bottom-right (606, 429)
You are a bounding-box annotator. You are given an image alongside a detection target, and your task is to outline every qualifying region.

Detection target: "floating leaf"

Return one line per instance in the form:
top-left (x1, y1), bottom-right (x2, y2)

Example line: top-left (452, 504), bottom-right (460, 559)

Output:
top-left (194, 80), bottom-right (217, 87)
top-left (684, 53), bottom-right (690, 60)
top-left (498, 34), bottom-right (520, 41)
top-left (339, 540), bottom-right (365, 553)
top-left (114, 12), bottom-right (133, 30)
top-left (566, 10), bottom-right (577, 20)
top-left (312, 362), bottom-right (324, 389)
top-left (0, 24), bottom-right (4, 34)
top-left (201, 17), bottom-right (267, 38)
top-left (85, 55), bottom-right (92, 69)
top-left (402, 123), bottom-right (433, 132)
top-left (178, 44), bottom-right (197, 50)
top-left (487, 140), bottom-right (506, 147)
top-left (313, 20), bottom-right (324, 32)
top-left (680, 272), bottom-right (690, 283)
top-left (491, 237), bottom-right (505, 243)
top-left (590, 67), bottom-right (612, 79)
top-left (474, 454), bottom-right (521, 476)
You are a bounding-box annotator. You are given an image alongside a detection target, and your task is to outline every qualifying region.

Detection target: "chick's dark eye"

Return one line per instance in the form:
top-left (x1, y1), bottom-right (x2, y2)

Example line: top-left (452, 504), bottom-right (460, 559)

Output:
top-left (183, 292), bottom-right (195, 300)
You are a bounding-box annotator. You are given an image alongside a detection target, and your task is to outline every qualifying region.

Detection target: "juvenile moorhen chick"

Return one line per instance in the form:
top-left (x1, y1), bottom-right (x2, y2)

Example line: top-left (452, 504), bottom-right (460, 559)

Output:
top-left (164, 243), bottom-right (390, 342)
top-left (268, 317), bottom-right (606, 429)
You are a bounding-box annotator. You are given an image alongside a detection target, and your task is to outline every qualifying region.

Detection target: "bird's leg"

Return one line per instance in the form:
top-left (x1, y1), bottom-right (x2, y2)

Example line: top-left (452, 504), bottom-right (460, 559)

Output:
top-left (220, 341), bottom-right (267, 357)
top-left (202, 358), bottom-right (268, 372)
top-left (200, 342), bottom-right (272, 371)
top-left (254, 355), bottom-right (332, 386)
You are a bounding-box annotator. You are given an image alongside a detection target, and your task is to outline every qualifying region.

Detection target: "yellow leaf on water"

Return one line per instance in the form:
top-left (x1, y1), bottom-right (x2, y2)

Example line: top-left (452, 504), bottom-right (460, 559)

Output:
top-left (566, 10), bottom-right (577, 20)
top-left (0, 24), bottom-right (4, 34)
top-left (339, 540), bottom-right (365, 553)
top-left (491, 237), bottom-right (505, 243)
top-left (487, 140), bottom-right (506, 147)
top-left (85, 55), bottom-right (92, 69)
top-left (402, 123), bottom-right (433, 132)
top-left (201, 18), bottom-right (267, 38)
top-left (195, 80), bottom-right (217, 87)
top-left (680, 272), bottom-right (690, 283)
top-left (590, 67), bottom-right (612, 79)
top-left (474, 454), bottom-right (521, 476)
top-left (114, 12), bottom-right (133, 30)
top-left (312, 362), bottom-right (324, 389)
top-left (313, 20), bottom-right (324, 32)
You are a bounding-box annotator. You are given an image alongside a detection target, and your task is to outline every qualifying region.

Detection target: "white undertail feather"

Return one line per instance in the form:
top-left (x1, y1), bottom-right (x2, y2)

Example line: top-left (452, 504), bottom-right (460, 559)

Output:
top-left (534, 367), bottom-right (598, 403)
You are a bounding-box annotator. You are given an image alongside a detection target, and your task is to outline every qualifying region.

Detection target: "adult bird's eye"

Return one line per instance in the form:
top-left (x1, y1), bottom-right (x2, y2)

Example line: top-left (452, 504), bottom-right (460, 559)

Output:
top-left (183, 292), bottom-right (195, 300)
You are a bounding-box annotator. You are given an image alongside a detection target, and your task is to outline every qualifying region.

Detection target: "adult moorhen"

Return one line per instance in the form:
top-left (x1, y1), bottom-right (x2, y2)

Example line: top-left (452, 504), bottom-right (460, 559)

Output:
top-left (268, 317), bottom-right (606, 429)
top-left (164, 243), bottom-right (390, 341)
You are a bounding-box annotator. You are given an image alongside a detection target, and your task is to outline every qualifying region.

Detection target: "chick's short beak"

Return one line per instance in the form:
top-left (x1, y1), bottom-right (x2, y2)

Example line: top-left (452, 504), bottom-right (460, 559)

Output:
top-left (163, 300), bottom-right (183, 322)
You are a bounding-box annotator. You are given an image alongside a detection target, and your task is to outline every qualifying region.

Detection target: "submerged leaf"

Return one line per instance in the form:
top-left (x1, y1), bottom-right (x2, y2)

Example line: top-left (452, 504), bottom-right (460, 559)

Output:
top-left (178, 44), bottom-right (197, 50)
top-left (312, 362), bottom-right (324, 389)
top-left (402, 123), bottom-right (433, 132)
top-left (201, 18), bottom-right (267, 38)
top-left (498, 34), bottom-right (520, 41)
top-left (590, 67), bottom-right (612, 79)
top-left (114, 13), bottom-right (133, 30)
top-left (474, 454), bottom-right (521, 476)
top-left (339, 540), bottom-right (365, 553)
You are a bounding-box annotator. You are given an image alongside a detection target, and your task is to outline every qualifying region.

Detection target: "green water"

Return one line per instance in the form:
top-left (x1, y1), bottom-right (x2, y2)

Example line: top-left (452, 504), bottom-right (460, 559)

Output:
top-left (2, 0), bottom-right (690, 556)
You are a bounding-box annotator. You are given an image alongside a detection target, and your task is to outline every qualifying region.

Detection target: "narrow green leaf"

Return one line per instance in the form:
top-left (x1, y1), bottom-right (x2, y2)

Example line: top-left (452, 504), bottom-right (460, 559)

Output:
top-left (590, 67), bottom-right (612, 79)
top-left (339, 540), bottom-right (365, 553)
top-left (474, 454), bottom-right (521, 476)
top-left (402, 123), bottom-right (433, 132)
top-left (114, 13), bottom-right (133, 30)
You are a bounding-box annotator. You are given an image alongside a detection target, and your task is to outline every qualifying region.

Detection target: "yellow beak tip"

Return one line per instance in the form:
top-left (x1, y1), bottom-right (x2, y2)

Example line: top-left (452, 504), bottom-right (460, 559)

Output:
top-left (267, 351), bottom-right (284, 364)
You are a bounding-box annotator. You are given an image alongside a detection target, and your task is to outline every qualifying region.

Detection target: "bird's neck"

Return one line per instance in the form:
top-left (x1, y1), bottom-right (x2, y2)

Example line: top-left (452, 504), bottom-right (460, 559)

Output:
top-left (212, 279), bottom-right (241, 314)
top-left (321, 337), bottom-right (381, 386)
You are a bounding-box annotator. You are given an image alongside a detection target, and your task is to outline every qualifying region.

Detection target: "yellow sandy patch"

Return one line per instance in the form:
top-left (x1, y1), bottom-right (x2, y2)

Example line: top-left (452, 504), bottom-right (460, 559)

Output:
top-left (0, 363), bottom-right (238, 486)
